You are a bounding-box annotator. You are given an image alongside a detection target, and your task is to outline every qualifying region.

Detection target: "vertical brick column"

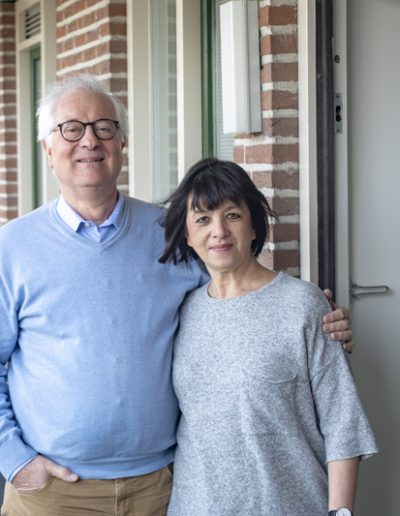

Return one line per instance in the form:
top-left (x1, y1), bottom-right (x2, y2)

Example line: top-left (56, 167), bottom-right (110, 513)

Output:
top-left (234, 0), bottom-right (299, 274)
top-left (0, 2), bottom-right (17, 226)
top-left (55, 0), bottom-right (129, 192)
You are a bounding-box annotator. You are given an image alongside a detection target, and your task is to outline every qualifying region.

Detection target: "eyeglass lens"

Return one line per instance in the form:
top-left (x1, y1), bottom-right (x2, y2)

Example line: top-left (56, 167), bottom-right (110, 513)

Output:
top-left (60, 119), bottom-right (118, 142)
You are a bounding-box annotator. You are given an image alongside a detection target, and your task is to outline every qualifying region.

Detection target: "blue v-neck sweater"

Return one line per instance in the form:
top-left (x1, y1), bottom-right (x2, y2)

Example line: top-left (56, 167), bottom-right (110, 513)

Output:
top-left (0, 196), bottom-right (205, 482)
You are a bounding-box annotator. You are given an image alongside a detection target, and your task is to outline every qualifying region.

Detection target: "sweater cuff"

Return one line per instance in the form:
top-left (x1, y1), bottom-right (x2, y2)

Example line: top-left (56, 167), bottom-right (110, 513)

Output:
top-left (0, 436), bottom-right (37, 482)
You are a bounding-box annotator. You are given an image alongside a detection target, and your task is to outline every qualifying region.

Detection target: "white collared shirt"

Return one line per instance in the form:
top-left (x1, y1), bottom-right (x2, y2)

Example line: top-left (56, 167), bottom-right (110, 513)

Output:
top-left (56, 193), bottom-right (125, 243)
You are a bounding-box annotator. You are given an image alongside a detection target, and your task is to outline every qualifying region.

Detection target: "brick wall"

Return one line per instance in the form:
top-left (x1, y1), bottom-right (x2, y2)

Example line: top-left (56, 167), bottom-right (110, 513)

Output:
top-left (55, 0), bottom-right (129, 192)
top-left (234, 0), bottom-right (299, 274)
top-left (0, 2), bottom-right (17, 225)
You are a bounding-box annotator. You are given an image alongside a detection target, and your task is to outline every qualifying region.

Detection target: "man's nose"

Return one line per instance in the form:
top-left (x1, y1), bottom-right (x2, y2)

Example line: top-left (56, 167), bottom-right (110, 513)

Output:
top-left (80, 125), bottom-right (99, 149)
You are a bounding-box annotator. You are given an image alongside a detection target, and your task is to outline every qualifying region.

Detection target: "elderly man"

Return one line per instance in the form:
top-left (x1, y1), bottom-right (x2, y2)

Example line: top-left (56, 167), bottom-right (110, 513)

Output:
top-left (0, 75), bottom-right (352, 515)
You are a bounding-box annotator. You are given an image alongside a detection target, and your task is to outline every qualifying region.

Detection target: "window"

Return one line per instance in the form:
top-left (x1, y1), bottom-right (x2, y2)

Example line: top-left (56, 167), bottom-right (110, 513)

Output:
top-left (150, 0), bottom-right (178, 201)
top-left (202, 0), bottom-right (234, 160)
top-left (30, 46), bottom-right (42, 208)
top-left (16, 0), bottom-right (56, 215)
top-left (128, 0), bottom-right (232, 202)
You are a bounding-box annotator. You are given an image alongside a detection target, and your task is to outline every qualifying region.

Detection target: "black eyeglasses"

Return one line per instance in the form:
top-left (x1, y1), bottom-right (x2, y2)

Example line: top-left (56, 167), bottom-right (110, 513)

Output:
top-left (55, 119), bottom-right (120, 142)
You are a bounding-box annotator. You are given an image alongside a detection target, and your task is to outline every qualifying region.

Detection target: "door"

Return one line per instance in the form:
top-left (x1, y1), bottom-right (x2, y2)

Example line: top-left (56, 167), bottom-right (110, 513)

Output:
top-left (336, 0), bottom-right (400, 514)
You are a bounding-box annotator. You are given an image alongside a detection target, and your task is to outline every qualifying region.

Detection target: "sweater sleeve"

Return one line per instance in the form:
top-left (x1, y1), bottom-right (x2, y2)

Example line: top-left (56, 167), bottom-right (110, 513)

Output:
top-left (0, 264), bottom-right (38, 482)
top-left (304, 288), bottom-right (378, 463)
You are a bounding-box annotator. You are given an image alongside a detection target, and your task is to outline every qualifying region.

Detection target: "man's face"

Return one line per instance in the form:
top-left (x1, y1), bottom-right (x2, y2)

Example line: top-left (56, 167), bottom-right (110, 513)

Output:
top-left (43, 89), bottom-right (125, 198)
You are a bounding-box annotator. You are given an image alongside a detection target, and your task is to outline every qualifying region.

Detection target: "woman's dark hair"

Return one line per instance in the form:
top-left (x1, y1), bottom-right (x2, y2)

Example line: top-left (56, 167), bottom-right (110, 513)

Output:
top-left (159, 158), bottom-right (276, 264)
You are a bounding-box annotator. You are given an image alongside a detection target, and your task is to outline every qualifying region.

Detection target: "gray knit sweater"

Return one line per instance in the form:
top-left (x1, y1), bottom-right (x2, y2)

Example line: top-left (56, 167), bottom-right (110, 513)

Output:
top-left (167, 272), bottom-right (377, 515)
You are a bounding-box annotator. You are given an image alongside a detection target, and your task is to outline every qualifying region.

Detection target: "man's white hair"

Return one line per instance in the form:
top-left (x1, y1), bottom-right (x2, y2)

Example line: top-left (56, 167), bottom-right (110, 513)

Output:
top-left (37, 74), bottom-right (128, 145)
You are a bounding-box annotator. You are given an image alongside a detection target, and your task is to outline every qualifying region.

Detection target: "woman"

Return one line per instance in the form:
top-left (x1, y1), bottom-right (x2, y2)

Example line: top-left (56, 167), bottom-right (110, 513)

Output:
top-left (159, 158), bottom-right (377, 515)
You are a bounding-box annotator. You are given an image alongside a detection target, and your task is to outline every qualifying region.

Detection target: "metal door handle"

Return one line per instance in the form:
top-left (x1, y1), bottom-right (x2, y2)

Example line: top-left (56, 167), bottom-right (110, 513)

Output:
top-left (350, 282), bottom-right (390, 299)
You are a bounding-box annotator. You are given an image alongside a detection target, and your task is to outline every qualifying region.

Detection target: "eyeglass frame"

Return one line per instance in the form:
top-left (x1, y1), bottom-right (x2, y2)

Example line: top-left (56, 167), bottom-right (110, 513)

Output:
top-left (54, 118), bottom-right (120, 142)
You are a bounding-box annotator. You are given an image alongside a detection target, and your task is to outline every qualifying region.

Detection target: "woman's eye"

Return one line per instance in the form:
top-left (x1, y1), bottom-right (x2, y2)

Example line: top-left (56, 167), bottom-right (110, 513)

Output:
top-left (227, 212), bottom-right (240, 220)
top-left (195, 216), bottom-right (209, 224)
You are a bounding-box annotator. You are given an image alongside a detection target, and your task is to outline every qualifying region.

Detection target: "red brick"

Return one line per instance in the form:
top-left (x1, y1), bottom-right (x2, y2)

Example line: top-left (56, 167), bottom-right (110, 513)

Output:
top-left (251, 170), bottom-right (299, 190)
top-left (0, 208), bottom-right (18, 219)
top-left (0, 172), bottom-right (17, 183)
top-left (0, 93), bottom-right (16, 104)
top-left (261, 34), bottom-right (297, 56)
top-left (245, 144), bottom-right (298, 164)
top-left (262, 117), bottom-right (298, 138)
top-left (0, 119), bottom-right (16, 131)
top-left (272, 249), bottom-right (300, 271)
top-left (259, 6), bottom-right (297, 27)
top-left (109, 22), bottom-right (127, 37)
top-left (110, 4), bottom-right (127, 17)
top-left (269, 223), bottom-right (300, 243)
top-left (262, 90), bottom-right (298, 110)
top-left (233, 146), bottom-right (245, 163)
top-left (0, 184), bottom-right (18, 194)
top-left (83, 47), bottom-right (96, 62)
top-left (0, 157), bottom-right (17, 169)
top-left (261, 62), bottom-right (298, 83)
top-left (268, 196), bottom-right (299, 217)
top-left (0, 54), bottom-right (16, 66)
top-left (109, 78), bottom-right (128, 94)
top-left (110, 59), bottom-right (128, 74)
top-left (109, 40), bottom-right (127, 54)
top-left (245, 144), bottom-right (272, 163)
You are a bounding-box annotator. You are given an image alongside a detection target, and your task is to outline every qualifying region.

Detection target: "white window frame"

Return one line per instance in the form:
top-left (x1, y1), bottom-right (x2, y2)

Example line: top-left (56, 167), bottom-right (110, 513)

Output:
top-left (16, 0), bottom-right (57, 215)
top-left (127, 0), bottom-right (202, 201)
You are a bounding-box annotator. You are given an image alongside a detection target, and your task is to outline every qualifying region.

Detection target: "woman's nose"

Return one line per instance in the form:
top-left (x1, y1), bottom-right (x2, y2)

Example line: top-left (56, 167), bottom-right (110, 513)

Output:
top-left (211, 218), bottom-right (228, 238)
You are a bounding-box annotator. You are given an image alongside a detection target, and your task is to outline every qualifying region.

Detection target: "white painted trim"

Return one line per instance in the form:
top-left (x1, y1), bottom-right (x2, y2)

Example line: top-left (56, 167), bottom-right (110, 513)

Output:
top-left (40, 0), bottom-right (58, 203)
top-left (333, 0), bottom-right (350, 308)
top-left (298, 0), bottom-right (318, 283)
top-left (128, 0), bottom-right (202, 197)
top-left (127, 0), bottom-right (152, 200)
top-left (176, 0), bottom-right (202, 181)
top-left (16, 0), bottom-right (57, 216)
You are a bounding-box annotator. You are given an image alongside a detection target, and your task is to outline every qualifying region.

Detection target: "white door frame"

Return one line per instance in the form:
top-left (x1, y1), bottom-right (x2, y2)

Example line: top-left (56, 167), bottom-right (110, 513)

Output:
top-left (332, 0), bottom-right (351, 309)
top-left (298, 0), bottom-right (319, 284)
top-left (298, 0), bottom-right (350, 304)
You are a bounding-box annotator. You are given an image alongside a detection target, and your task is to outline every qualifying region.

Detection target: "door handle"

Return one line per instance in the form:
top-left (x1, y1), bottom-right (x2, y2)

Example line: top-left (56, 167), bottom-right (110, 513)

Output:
top-left (350, 282), bottom-right (390, 299)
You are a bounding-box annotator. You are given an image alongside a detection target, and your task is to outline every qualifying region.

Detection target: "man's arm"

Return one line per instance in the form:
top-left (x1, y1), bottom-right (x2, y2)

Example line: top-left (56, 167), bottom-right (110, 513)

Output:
top-left (0, 257), bottom-right (78, 486)
top-left (328, 458), bottom-right (359, 512)
top-left (322, 289), bottom-right (354, 352)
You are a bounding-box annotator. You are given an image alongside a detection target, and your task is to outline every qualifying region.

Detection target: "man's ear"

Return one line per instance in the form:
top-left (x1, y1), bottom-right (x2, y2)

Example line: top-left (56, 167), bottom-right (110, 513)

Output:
top-left (121, 135), bottom-right (127, 150)
top-left (42, 141), bottom-right (53, 168)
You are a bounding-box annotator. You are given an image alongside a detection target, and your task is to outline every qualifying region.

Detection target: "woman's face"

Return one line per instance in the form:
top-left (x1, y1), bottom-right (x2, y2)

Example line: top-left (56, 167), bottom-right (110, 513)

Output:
top-left (186, 197), bottom-right (256, 275)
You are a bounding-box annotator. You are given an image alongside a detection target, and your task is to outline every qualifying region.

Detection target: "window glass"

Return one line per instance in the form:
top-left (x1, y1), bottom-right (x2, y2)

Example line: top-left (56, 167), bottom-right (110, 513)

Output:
top-left (30, 46), bottom-right (42, 208)
top-left (150, 0), bottom-right (177, 201)
top-left (214, 0), bottom-right (234, 160)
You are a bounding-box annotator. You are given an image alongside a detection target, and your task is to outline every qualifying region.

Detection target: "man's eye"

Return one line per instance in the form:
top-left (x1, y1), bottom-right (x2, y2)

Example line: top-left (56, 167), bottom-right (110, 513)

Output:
top-left (97, 126), bottom-right (112, 134)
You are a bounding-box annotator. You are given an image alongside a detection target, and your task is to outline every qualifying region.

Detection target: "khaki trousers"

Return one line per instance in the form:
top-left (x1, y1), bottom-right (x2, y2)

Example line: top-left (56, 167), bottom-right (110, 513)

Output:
top-left (1, 465), bottom-right (172, 516)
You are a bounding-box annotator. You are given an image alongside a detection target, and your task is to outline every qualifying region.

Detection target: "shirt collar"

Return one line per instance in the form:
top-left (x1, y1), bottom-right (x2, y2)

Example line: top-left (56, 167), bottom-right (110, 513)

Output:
top-left (56, 192), bottom-right (125, 232)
